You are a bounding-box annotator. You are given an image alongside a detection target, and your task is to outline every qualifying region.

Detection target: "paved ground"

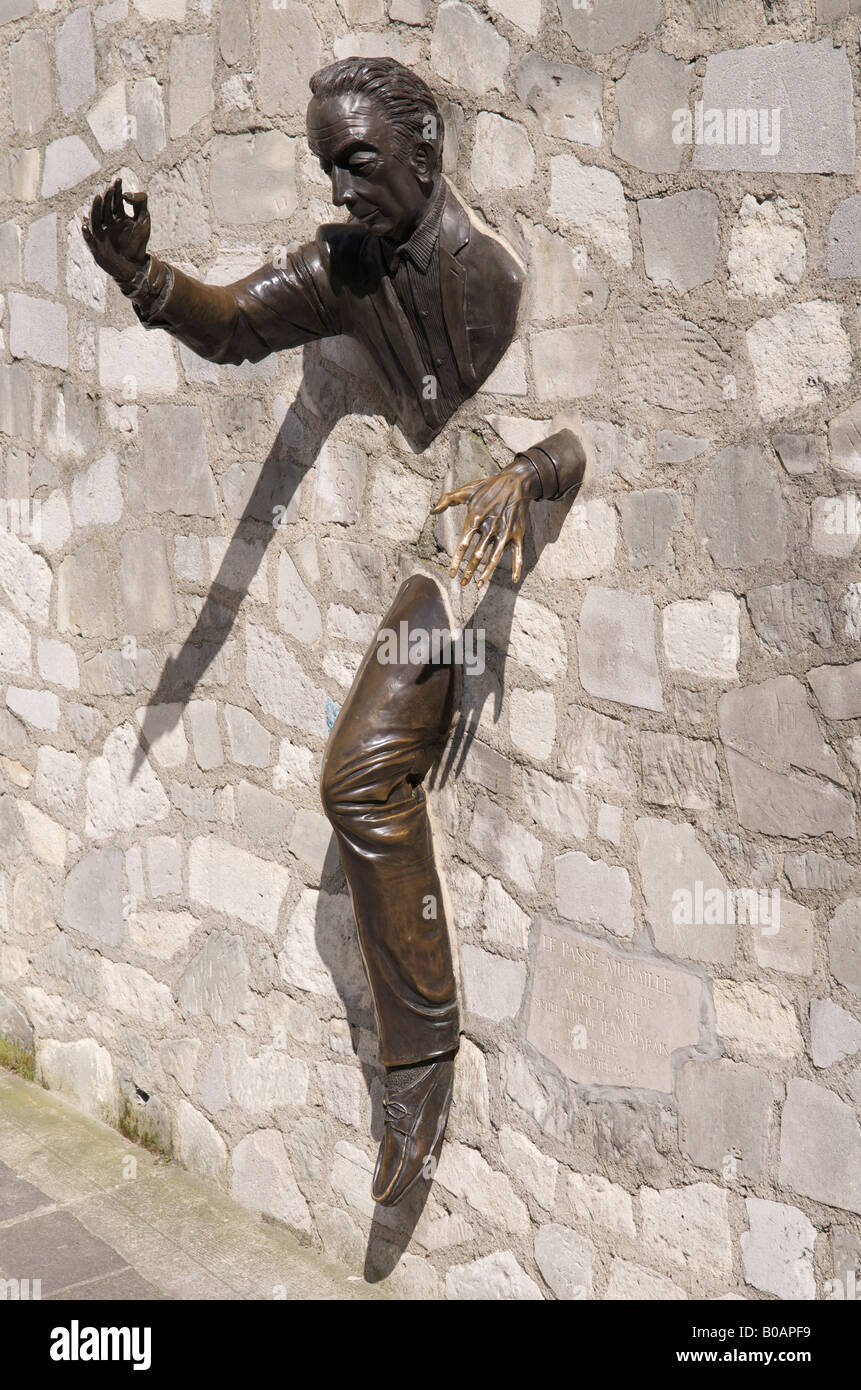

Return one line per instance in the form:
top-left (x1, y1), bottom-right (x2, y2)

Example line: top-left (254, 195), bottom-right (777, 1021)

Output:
top-left (0, 1071), bottom-right (388, 1300)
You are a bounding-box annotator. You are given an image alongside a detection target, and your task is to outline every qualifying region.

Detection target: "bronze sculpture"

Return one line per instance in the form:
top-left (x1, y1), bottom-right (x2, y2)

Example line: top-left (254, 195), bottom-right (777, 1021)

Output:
top-left (83, 57), bottom-right (586, 1206)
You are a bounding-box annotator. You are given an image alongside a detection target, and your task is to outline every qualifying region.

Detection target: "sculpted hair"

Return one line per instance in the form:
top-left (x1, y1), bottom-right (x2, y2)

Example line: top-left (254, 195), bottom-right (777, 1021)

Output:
top-left (308, 57), bottom-right (443, 166)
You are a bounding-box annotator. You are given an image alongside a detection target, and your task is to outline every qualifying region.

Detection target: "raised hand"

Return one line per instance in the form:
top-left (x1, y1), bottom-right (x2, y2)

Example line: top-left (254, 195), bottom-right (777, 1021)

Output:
top-left (82, 177), bottom-right (151, 285)
top-left (430, 459), bottom-right (541, 588)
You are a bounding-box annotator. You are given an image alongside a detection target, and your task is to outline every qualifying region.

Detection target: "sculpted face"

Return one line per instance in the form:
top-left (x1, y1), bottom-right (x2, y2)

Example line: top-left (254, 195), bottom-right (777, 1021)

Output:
top-left (307, 92), bottom-right (435, 245)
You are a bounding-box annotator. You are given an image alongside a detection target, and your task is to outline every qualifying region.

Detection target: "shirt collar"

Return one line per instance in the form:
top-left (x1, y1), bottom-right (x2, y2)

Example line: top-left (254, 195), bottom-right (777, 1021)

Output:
top-left (383, 177), bottom-right (447, 274)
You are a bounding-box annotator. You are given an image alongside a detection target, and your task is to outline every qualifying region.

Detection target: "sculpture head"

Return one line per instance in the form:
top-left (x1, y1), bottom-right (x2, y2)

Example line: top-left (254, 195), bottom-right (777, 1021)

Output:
top-left (307, 57), bottom-right (443, 245)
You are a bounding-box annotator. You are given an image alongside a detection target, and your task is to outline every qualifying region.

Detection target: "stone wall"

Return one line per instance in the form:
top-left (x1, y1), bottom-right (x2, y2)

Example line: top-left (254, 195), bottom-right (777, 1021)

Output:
top-left (2, 0), bottom-right (861, 1300)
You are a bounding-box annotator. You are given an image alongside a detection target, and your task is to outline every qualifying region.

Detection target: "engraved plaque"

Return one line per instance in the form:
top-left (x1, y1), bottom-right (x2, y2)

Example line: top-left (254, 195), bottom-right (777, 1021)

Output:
top-left (526, 917), bottom-right (704, 1092)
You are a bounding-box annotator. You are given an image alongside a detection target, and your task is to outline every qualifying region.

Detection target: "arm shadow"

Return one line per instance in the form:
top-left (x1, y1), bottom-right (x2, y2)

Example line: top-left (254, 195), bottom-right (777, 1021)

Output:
top-left (128, 339), bottom-right (387, 777)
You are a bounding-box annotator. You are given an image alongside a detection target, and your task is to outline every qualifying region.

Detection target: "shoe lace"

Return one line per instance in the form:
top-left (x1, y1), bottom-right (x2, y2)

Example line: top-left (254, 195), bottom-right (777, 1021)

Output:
top-left (383, 1097), bottom-right (408, 1124)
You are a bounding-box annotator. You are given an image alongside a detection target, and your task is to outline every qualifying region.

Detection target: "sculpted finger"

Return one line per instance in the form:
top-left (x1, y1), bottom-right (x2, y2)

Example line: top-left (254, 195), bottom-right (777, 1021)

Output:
top-left (430, 482), bottom-right (474, 514)
top-left (461, 523), bottom-right (496, 585)
top-left (88, 190), bottom-right (108, 239)
top-left (104, 182), bottom-right (120, 227)
top-left (103, 184), bottom-right (117, 225)
top-left (476, 534), bottom-right (507, 588)
top-left (475, 514), bottom-right (513, 587)
top-left (510, 534), bottom-right (524, 585)
top-left (129, 191), bottom-right (149, 220)
top-left (429, 492), bottom-right (454, 515)
top-left (475, 539), bottom-right (500, 589)
top-left (450, 520), bottom-right (481, 576)
top-left (137, 211), bottom-right (151, 248)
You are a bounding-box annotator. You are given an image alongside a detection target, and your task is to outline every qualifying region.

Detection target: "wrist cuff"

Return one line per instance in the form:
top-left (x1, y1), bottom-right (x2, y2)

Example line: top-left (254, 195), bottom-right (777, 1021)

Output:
top-left (116, 256), bottom-right (151, 297)
top-left (121, 257), bottom-right (176, 326)
top-left (515, 446), bottom-right (558, 500)
top-left (515, 429), bottom-right (588, 501)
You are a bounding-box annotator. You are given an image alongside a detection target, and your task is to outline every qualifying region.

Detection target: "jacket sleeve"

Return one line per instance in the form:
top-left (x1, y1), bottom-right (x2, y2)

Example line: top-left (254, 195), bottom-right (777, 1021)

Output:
top-left (514, 428), bottom-right (588, 501)
top-left (119, 231), bottom-right (341, 366)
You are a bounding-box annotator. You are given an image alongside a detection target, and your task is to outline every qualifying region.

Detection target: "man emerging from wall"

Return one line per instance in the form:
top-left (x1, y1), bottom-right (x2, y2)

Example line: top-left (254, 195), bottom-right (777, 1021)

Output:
top-left (83, 56), bottom-right (586, 1206)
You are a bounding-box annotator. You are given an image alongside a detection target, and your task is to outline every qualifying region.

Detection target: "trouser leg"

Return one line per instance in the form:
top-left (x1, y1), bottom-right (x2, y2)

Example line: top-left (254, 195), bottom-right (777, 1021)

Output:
top-left (320, 573), bottom-right (460, 1066)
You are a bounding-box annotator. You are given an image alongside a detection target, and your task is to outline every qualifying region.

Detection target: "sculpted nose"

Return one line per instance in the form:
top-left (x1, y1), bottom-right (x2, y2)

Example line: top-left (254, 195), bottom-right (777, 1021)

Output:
top-left (331, 167), bottom-right (355, 208)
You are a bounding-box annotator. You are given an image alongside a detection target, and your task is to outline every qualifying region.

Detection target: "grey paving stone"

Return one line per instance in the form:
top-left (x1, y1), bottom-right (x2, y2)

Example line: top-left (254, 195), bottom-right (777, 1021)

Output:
top-left (0, 1160), bottom-right (52, 1221)
top-left (613, 50), bottom-right (693, 174)
top-left (55, 6), bottom-right (96, 115)
top-left (695, 446), bottom-right (788, 569)
top-left (258, 0), bottom-right (321, 116)
top-left (694, 40), bottom-right (854, 173)
top-left (0, 992), bottom-right (34, 1050)
top-left (210, 132), bottom-right (297, 225)
top-left (0, 0), bottom-right (36, 21)
top-left (827, 195), bottom-right (861, 278)
top-left (747, 580), bottom-right (833, 656)
top-left (10, 30), bottom-right (52, 135)
top-left (772, 432), bottom-right (818, 475)
top-left (719, 675), bottom-right (854, 838)
top-left (514, 52), bottom-right (602, 144)
top-left (638, 191), bottom-right (719, 292)
top-left (558, 0), bottom-right (662, 52)
top-left (169, 34), bottom-right (215, 138)
top-left (779, 1078), bottom-right (861, 1215)
top-left (677, 1060), bottom-right (773, 1181)
top-left (618, 489), bottom-right (683, 568)
top-left (612, 306), bottom-right (731, 413)
top-left (817, 0), bottom-right (861, 17)
top-left (578, 586), bottom-right (662, 712)
top-left (0, 221), bottom-right (22, 285)
top-left (220, 0), bottom-right (251, 64)
top-left (0, 1209), bottom-right (127, 1295)
top-left (45, 1268), bottom-right (166, 1300)
top-left (137, 406), bottom-right (218, 518)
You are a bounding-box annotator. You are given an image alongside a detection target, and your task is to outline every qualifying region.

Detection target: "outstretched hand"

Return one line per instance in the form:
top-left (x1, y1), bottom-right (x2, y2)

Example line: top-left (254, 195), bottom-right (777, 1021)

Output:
top-left (82, 177), bottom-right (151, 284)
top-left (430, 459), bottom-right (541, 588)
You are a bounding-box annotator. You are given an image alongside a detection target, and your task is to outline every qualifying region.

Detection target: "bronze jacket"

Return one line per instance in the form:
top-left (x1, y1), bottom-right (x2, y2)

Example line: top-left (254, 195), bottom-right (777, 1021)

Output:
top-left (127, 180), bottom-right (525, 454)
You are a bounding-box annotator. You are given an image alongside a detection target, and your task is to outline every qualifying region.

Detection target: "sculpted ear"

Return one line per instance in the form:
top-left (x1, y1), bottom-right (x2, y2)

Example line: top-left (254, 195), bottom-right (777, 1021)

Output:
top-left (411, 140), bottom-right (438, 187)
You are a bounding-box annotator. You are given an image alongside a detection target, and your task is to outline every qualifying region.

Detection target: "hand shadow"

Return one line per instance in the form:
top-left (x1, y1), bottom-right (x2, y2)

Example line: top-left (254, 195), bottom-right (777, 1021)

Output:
top-left (431, 476), bottom-right (574, 792)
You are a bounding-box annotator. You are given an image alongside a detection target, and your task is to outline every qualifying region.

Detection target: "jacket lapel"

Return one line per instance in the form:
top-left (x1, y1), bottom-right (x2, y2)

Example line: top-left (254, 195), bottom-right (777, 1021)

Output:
top-left (350, 183), bottom-right (477, 426)
top-left (439, 189), bottom-right (476, 388)
top-left (376, 275), bottom-right (428, 388)
top-left (359, 238), bottom-right (431, 412)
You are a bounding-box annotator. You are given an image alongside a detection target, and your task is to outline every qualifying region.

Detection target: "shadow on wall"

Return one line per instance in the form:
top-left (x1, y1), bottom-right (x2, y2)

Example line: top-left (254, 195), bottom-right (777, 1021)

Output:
top-left (311, 879), bottom-right (437, 1278)
top-left (431, 476), bottom-right (572, 789)
top-left (129, 338), bottom-right (386, 779)
top-left (128, 339), bottom-right (574, 788)
top-left (122, 330), bottom-right (574, 1270)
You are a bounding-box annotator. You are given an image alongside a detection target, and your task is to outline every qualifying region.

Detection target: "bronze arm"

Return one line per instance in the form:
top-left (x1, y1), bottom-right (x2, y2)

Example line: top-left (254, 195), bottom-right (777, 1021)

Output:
top-left (119, 256), bottom-right (279, 366)
top-left (83, 177), bottom-right (336, 366)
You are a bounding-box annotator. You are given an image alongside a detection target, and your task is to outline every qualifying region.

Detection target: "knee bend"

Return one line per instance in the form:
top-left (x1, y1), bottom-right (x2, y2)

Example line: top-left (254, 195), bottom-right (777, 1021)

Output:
top-left (319, 736), bottom-right (366, 829)
top-left (319, 747), bottom-right (343, 827)
top-left (320, 737), bottom-right (407, 832)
